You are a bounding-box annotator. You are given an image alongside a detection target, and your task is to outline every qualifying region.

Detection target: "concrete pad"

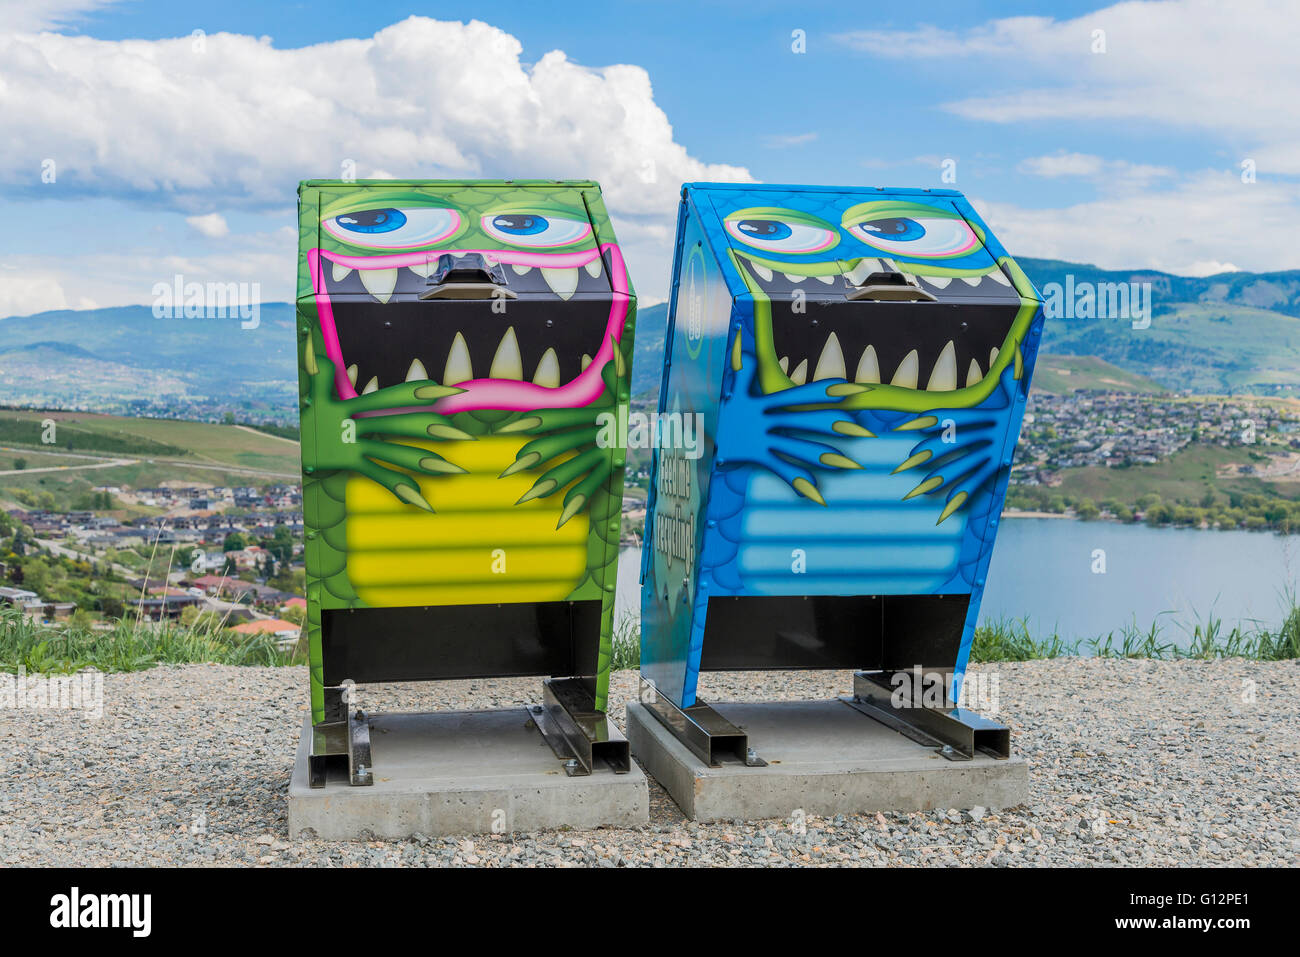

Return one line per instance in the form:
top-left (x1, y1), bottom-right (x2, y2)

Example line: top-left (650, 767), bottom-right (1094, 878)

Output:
top-left (627, 699), bottom-right (1028, 823)
top-left (288, 710), bottom-right (648, 840)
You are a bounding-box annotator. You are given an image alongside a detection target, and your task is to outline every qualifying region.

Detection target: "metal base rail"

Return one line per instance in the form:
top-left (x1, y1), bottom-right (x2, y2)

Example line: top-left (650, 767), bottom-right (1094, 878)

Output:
top-left (637, 678), bottom-right (766, 769)
top-left (840, 670), bottom-right (1011, 761)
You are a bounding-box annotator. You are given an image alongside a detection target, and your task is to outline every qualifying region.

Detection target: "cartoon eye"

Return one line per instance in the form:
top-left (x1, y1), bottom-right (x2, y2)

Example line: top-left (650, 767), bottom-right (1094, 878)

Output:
top-left (322, 207), bottom-right (460, 248)
top-left (725, 217), bottom-right (837, 254)
top-left (846, 216), bottom-right (980, 258)
top-left (481, 213), bottom-right (592, 247)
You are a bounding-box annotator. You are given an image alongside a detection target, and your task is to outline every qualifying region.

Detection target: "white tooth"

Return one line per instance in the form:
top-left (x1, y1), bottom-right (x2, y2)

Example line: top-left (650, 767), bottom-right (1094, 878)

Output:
top-left (331, 261), bottom-right (353, 283)
top-left (408, 262), bottom-right (432, 279)
top-left (541, 267), bottom-right (579, 300)
top-left (489, 326), bottom-right (523, 380)
top-left (361, 376), bottom-right (378, 395)
top-left (813, 332), bottom-right (846, 380)
top-left (405, 357), bottom-right (428, 383)
top-left (581, 353), bottom-right (593, 371)
top-left (510, 263), bottom-right (532, 276)
top-left (789, 359), bottom-right (808, 385)
top-left (753, 263), bottom-right (773, 282)
top-left (961, 275), bottom-right (983, 287)
top-left (967, 359), bottom-right (983, 387)
top-left (778, 356), bottom-right (790, 374)
top-left (925, 275), bottom-right (952, 289)
top-left (891, 349), bottom-right (919, 389)
top-left (816, 273), bottom-right (835, 285)
top-left (359, 267), bottom-right (398, 303)
top-left (856, 346), bottom-right (880, 383)
top-left (989, 346), bottom-right (1000, 368)
top-left (784, 273), bottom-right (804, 284)
top-left (584, 257), bottom-right (603, 279)
top-left (988, 269), bottom-right (1011, 286)
top-left (346, 364), bottom-right (358, 387)
top-left (927, 341), bottom-right (958, 391)
top-left (532, 347), bottom-right (561, 388)
top-left (844, 259), bottom-right (879, 285)
top-left (444, 332), bottom-right (473, 385)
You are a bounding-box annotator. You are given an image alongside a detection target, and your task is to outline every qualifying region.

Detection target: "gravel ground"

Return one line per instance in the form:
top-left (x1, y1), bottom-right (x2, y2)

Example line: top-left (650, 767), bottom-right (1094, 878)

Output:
top-left (1, 658), bottom-right (1297, 866)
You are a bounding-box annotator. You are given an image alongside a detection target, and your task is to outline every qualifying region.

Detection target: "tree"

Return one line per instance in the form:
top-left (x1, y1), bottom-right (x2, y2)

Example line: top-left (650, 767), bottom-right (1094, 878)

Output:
top-left (222, 532), bottom-right (246, 552)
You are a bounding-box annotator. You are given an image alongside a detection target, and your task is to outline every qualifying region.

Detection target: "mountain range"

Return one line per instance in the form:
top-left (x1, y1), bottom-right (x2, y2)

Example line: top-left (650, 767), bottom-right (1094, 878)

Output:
top-left (1, 258), bottom-right (1298, 421)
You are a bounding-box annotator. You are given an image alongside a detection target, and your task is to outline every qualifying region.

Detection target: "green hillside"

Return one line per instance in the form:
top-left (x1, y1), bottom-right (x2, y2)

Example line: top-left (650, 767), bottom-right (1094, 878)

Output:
top-left (1030, 354), bottom-right (1167, 394)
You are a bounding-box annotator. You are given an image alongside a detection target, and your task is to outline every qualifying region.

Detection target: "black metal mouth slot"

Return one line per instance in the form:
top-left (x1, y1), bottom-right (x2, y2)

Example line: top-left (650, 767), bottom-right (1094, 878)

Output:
top-left (420, 252), bottom-right (518, 300)
top-left (846, 266), bottom-right (937, 302)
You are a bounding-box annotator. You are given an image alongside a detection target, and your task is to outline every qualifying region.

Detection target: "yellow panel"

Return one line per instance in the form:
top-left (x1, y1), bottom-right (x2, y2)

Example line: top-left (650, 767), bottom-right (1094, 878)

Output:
top-left (348, 545), bottom-right (588, 585)
top-left (354, 580), bottom-right (579, 607)
top-left (343, 433), bottom-right (592, 607)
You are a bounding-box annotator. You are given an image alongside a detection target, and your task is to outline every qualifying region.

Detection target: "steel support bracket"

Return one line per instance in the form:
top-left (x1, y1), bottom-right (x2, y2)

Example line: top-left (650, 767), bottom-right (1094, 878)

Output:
top-left (531, 677), bottom-right (631, 777)
top-left (638, 679), bottom-right (766, 769)
top-left (840, 671), bottom-right (1011, 761)
top-left (308, 681), bottom-right (374, 787)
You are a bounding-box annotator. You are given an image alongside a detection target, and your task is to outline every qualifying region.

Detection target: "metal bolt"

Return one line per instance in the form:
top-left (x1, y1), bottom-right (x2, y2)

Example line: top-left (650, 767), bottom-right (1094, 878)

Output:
top-left (941, 744), bottom-right (955, 755)
top-left (564, 759), bottom-right (578, 771)
top-left (746, 748), bottom-right (757, 763)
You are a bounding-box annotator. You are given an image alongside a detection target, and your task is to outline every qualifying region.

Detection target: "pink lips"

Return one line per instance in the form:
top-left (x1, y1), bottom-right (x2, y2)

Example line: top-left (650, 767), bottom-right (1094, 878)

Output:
top-left (307, 244), bottom-right (631, 414)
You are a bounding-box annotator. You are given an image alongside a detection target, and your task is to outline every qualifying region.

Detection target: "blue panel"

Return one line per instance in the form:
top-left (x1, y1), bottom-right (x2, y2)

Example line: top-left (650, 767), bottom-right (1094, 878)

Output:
top-left (641, 183), bottom-right (1044, 708)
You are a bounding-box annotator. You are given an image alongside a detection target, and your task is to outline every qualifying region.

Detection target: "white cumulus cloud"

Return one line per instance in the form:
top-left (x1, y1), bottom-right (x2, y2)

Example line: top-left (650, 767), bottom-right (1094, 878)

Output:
top-left (186, 213), bottom-right (230, 238)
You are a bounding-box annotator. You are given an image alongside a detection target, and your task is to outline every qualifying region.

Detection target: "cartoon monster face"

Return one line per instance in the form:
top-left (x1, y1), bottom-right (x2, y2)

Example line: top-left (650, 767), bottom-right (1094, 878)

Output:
top-left (306, 185), bottom-right (630, 415)
top-left (717, 197), bottom-right (1031, 413)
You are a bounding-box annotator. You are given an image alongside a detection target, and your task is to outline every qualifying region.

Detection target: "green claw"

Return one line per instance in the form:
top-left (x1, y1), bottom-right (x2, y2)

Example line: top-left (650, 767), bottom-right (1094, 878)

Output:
top-left (412, 384), bottom-right (465, 401)
top-left (936, 491), bottom-right (968, 525)
top-left (826, 383), bottom-right (871, 397)
top-left (833, 420), bottom-right (875, 437)
top-left (557, 494), bottom-right (586, 529)
top-left (394, 484), bottom-right (433, 512)
top-left (427, 424), bottom-right (474, 441)
top-left (893, 450), bottom-right (933, 474)
top-left (500, 451), bottom-right (542, 478)
top-left (903, 475), bottom-right (944, 500)
top-left (791, 477), bottom-right (827, 507)
top-left (819, 453), bottom-right (861, 470)
top-left (516, 478), bottom-right (557, 505)
top-left (496, 415), bottom-right (544, 434)
top-left (419, 456), bottom-right (466, 475)
top-left (894, 415), bottom-right (939, 432)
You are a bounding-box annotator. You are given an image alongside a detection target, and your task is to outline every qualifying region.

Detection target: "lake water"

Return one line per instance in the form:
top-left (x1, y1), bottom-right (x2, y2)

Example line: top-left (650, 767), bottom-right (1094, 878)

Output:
top-left (615, 518), bottom-right (1300, 648)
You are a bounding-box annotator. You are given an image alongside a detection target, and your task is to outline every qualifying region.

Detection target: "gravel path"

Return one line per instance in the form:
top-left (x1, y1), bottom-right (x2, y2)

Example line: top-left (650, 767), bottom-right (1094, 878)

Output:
top-left (2, 658), bottom-right (1296, 866)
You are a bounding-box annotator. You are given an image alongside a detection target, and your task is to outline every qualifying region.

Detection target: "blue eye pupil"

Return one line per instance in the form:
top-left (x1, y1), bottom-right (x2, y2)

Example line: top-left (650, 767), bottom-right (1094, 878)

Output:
top-left (336, 208), bottom-right (407, 234)
top-left (862, 217), bottom-right (925, 241)
top-left (737, 219), bottom-right (793, 241)
top-left (493, 214), bottom-right (548, 236)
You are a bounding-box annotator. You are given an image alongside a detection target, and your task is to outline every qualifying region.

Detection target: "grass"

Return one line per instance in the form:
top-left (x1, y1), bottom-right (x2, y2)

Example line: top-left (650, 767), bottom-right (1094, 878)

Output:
top-left (0, 607), bottom-right (297, 674)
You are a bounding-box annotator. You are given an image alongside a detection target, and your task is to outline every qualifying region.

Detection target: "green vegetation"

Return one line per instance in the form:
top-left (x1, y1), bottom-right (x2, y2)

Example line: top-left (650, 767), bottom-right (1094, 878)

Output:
top-left (1031, 354), bottom-right (1167, 395)
top-left (0, 414), bottom-right (185, 457)
top-left (0, 607), bottom-right (298, 674)
top-left (971, 608), bottom-right (1300, 662)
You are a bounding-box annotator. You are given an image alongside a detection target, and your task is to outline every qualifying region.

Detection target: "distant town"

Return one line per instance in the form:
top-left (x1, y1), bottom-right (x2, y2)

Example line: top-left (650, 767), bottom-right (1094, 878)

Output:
top-left (5, 389), bottom-right (1300, 633)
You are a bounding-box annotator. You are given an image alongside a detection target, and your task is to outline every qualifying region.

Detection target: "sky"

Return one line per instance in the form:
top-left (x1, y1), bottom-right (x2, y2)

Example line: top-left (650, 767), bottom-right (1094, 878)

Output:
top-left (0, 0), bottom-right (1296, 317)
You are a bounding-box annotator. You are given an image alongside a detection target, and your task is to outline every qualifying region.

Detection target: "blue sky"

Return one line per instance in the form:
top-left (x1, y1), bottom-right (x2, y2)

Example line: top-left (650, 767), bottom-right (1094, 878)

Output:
top-left (0, 0), bottom-right (1295, 315)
